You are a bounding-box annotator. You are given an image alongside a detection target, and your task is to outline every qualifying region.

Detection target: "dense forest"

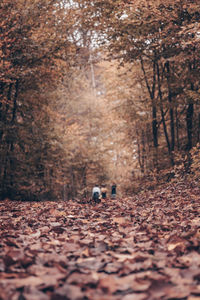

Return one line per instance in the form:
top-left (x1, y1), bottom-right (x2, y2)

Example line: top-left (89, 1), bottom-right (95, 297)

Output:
top-left (1, 2), bottom-right (200, 300)
top-left (0, 0), bottom-right (200, 201)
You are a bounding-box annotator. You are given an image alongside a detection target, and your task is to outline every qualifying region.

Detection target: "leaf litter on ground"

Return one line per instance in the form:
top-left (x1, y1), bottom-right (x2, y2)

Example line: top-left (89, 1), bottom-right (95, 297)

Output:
top-left (0, 179), bottom-right (200, 299)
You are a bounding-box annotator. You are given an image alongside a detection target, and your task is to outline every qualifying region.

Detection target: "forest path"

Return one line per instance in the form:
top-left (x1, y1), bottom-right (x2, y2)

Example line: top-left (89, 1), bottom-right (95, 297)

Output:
top-left (0, 180), bottom-right (200, 300)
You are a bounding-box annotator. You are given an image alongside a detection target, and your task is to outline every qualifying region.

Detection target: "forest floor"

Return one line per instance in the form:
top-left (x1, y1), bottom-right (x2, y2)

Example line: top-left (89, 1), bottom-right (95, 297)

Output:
top-left (0, 179), bottom-right (200, 300)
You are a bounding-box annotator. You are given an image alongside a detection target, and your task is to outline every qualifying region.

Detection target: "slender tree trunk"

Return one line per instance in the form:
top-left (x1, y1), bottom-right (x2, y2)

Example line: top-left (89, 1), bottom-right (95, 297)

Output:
top-left (152, 106), bottom-right (158, 148)
top-left (7, 82), bottom-right (13, 105)
top-left (186, 102), bottom-right (193, 150)
top-left (0, 82), bottom-right (5, 142)
top-left (9, 80), bottom-right (19, 188)
top-left (0, 83), bottom-right (5, 195)
top-left (198, 113), bottom-right (200, 143)
top-left (10, 80), bottom-right (19, 186)
top-left (9, 141), bottom-right (14, 187)
top-left (1, 80), bottom-right (19, 196)
top-left (136, 130), bottom-right (143, 173)
top-left (141, 129), bottom-right (146, 173)
top-left (169, 101), bottom-right (175, 151)
top-left (159, 104), bottom-right (171, 154)
top-left (140, 55), bottom-right (158, 168)
top-left (146, 123), bottom-right (153, 170)
top-left (0, 82), bottom-right (5, 94)
top-left (175, 106), bottom-right (180, 150)
top-left (165, 61), bottom-right (175, 152)
top-left (71, 168), bottom-right (76, 200)
top-left (81, 166), bottom-right (87, 197)
top-left (11, 80), bottom-right (19, 123)
top-left (186, 63), bottom-right (195, 150)
top-left (156, 62), bottom-right (174, 166)
top-left (1, 83), bottom-right (12, 194)
top-left (3, 155), bottom-right (8, 193)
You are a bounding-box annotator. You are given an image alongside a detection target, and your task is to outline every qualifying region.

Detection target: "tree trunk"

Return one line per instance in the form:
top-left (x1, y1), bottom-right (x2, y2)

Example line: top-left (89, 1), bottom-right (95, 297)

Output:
top-left (198, 113), bottom-right (200, 143)
top-left (136, 132), bottom-right (143, 173)
top-left (140, 55), bottom-right (158, 168)
top-left (11, 80), bottom-right (19, 124)
top-left (175, 106), bottom-right (180, 150)
top-left (1, 80), bottom-right (19, 196)
top-left (141, 129), bottom-right (146, 174)
top-left (71, 168), bottom-right (76, 200)
top-left (156, 62), bottom-right (174, 166)
top-left (0, 82), bottom-right (5, 94)
top-left (186, 60), bottom-right (196, 150)
top-left (9, 80), bottom-right (19, 186)
top-left (165, 61), bottom-right (175, 152)
top-left (0, 82), bottom-right (5, 141)
top-left (152, 106), bottom-right (158, 148)
top-left (186, 102), bottom-right (193, 150)
top-left (81, 166), bottom-right (87, 197)
top-left (1, 83), bottom-right (12, 195)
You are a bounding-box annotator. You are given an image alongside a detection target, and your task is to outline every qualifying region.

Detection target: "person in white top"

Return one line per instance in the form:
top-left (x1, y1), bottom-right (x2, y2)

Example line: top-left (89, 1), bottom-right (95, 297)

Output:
top-left (92, 184), bottom-right (101, 202)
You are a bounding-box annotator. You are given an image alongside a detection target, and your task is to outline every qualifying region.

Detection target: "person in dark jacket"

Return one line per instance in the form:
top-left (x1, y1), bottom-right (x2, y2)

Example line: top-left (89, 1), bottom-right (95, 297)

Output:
top-left (111, 183), bottom-right (117, 199)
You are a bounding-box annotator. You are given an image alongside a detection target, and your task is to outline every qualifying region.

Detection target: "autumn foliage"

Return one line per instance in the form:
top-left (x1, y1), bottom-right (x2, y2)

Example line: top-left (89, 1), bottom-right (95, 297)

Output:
top-left (0, 0), bottom-right (200, 198)
top-left (0, 1), bottom-right (200, 299)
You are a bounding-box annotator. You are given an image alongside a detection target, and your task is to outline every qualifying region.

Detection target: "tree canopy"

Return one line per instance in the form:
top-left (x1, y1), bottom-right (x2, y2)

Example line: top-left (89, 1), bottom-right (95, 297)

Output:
top-left (0, 0), bottom-right (200, 200)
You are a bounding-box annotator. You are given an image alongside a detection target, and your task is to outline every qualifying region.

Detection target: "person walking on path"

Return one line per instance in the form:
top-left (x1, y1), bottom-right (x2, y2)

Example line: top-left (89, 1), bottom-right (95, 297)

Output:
top-left (92, 184), bottom-right (101, 203)
top-left (101, 184), bottom-right (107, 199)
top-left (111, 183), bottom-right (117, 199)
